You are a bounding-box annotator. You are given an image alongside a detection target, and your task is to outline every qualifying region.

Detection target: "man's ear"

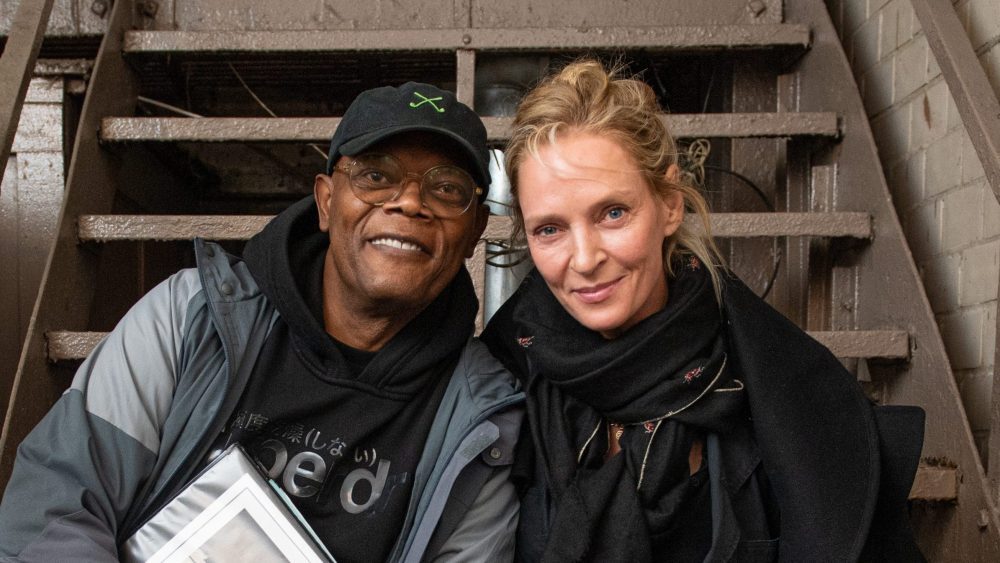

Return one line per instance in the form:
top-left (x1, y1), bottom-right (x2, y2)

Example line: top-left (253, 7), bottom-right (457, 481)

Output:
top-left (465, 203), bottom-right (490, 258)
top-left (314, 174), bottom-right (334, 232)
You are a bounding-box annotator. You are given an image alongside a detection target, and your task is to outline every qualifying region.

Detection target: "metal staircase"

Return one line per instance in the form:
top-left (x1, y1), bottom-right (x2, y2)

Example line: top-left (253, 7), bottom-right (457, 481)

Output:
top-left (1, 0), bottom-right (996, 558)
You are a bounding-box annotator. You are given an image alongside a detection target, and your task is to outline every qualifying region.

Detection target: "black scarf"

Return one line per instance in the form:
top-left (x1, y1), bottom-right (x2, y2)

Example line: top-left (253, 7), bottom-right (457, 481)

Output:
top-left (484, 259), bottom-right (747, 562)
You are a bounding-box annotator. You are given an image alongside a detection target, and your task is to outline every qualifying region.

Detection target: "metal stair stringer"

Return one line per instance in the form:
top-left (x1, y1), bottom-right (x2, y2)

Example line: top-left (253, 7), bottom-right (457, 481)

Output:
top-left (0, 0), bottom-right (140, 487)
top-left (789, 0), bottom-right (1000, 558)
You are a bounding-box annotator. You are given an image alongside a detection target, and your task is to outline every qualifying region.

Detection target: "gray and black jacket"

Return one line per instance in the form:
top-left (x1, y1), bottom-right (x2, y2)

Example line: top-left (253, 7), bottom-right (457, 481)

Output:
top-left (0, 240), bottom-right (524, 562)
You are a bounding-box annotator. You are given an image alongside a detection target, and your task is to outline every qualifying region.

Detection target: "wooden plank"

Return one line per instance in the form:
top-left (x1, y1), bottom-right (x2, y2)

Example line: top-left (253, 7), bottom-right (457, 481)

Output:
top-left (123, 25), bottom-right (811, 54)
top-left (100, 113), bottom-right (840, 143)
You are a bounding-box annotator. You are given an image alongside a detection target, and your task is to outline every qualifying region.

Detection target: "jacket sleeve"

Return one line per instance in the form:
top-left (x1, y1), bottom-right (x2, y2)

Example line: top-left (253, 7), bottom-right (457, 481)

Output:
top-left (430, 464), bottom-right (519, 563)
top-left (0, 269), bottom-right (202, 562)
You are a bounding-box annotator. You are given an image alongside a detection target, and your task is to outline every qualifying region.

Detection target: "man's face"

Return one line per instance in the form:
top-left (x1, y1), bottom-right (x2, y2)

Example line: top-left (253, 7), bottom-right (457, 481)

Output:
top-left (315, 131), bottom-right (488, 318)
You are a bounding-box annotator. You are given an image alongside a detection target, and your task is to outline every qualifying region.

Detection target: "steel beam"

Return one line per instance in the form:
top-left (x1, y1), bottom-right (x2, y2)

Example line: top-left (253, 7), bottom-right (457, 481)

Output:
top-left (0, 0), bottom-right (138, 489)
top-left (123, 25), bottom-right (810, 54)
top-left (0, 0), bottom-right (56, 198)
top-left (99, 113), bottom-right (839, 143)
top-left (912, 0), bottom-right (1000, 503)
top-left (44, 328), bottom-right (906, 362)
top-left (77, 212), bottom-right (871, 242)
top-left (785, 0), bottom-right (1000, 554)
top-left (910, 0), bottom-right (1000, 203)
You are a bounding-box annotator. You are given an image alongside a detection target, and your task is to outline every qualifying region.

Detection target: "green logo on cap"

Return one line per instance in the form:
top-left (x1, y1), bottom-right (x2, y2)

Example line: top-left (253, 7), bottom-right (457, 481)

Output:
top-left (409, 92), bottom-right (445, 113)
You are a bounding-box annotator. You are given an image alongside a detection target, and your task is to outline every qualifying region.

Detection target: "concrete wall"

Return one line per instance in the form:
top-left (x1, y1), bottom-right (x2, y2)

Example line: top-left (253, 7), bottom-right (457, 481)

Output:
top-left (827, 0), bottom-right (1000, 460)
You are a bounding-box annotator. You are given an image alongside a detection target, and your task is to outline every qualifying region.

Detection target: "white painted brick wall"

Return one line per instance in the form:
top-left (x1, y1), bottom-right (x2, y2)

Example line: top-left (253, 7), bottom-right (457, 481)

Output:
top-left (830, 0), bottom-right (1000, 460)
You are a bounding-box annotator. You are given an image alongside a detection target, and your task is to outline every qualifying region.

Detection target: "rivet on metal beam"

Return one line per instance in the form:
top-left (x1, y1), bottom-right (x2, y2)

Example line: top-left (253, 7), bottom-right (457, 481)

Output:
top-left (90, 0), bottom-right (108, 18)
top-left (748, 0), bottom-right (767, 17)
top-left (139, 0), bottom-right (159, 19)
top-left (462, 34), bottom-right (472, 45)
top-left (980, 509), bottom-right (991, 529)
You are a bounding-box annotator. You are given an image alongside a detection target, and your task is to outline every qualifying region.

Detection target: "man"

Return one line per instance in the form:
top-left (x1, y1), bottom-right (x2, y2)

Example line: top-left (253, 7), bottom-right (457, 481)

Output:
top-left (0, 83), bottom-right (523, 562)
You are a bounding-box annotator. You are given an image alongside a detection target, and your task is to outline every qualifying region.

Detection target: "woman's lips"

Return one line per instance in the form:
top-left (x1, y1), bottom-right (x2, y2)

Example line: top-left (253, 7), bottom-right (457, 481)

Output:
top-left (571, 277), bottom-right (622, 304)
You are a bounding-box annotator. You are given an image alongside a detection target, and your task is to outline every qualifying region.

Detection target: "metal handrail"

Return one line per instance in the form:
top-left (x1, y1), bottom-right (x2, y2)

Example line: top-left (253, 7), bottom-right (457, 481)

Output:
top-left (0, 0), bottom-right (56, 198)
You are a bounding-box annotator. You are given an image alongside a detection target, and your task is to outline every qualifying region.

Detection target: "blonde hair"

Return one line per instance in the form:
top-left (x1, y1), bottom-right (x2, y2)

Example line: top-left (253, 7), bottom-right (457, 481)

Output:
top-left (505, 59), bottom-right (724, 298)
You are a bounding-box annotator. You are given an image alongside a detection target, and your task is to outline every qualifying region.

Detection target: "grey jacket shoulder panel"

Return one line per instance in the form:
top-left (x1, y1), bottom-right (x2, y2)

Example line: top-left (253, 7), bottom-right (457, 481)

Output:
top-left (1, 239), bottom-right (522, 563)
top-left (392, 337), bottom-right (525, 562)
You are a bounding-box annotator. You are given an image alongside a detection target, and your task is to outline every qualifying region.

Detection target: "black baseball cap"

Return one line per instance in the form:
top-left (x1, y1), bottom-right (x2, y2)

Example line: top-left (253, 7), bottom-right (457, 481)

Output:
top-left (326, 82), bottom-right (491, 191)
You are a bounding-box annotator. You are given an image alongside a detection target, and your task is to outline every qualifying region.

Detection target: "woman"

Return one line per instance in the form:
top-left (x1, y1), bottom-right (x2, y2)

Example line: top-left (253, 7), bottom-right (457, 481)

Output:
top-left (481, 60), bottom-right (924, 562)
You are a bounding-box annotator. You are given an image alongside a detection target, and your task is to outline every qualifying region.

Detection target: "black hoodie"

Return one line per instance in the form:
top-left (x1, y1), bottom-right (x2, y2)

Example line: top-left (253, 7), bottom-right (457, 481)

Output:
top-left (215, 196), bottom-right (480, 563)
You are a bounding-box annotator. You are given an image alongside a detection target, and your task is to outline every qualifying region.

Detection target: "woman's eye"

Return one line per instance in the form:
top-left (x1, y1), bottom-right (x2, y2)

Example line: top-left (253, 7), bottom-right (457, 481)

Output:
top-left (535, 226), bottom-right (559, 237)
top-left (605, 207), bottom-right (626, 221)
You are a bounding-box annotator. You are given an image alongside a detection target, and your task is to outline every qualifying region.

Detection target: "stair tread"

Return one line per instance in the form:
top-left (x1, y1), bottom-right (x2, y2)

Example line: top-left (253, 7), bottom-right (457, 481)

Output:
top-left (123, 25), bottom-right (811, 53)
top-left (77, 213), bottom-right (872, 242)
top-left (100, 113), bottom-right (840, 143)
top-left (46, 329), bottom-right (909, 361)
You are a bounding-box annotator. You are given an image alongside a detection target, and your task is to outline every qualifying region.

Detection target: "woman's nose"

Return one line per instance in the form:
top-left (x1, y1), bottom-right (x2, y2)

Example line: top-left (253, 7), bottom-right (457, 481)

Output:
top-left (569, 229), bottom-right (606, 274)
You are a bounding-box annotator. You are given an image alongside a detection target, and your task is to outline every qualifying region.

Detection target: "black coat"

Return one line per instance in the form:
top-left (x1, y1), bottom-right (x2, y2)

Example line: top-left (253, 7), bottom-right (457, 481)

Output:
top-left (485, 272), bottom-right (925, 562)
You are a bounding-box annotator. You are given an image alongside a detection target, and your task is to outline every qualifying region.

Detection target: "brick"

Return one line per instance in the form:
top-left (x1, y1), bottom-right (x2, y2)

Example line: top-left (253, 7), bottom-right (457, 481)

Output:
top-left (888, 158), bottom-right (916, 211)
top-left (960, 239), bottom-right (1000, 306)
top-left (897, 0), bottom-right (917, 47)
top-left (894, 35), bottom-right (928, 103)
top-left (909, 79), bottom-right (950, 149)
top-left (905, 149), bottom-right (927, 207)
top-left (965, 0), bottom-right (1000, 50)
top-left (879, 0), bottom-right (918, 53)
top-left (842, 0), bottom-right (869, 36)
top-left (943, 89), bottom-right (961, 134)
top-left (863, 58), bottom-right (895, 115)
top-left (879, 0), bottom-right (900, 58)
top-left (959, 369), bottom-right (993, 431)
top-left (942, 184), bottom-right (985, 251)
top-left (982, 46), bottom-right (1000, 100)
top-left (872, 104), bottom-right (910, 164)
top-left (925, 129), bottom-right (963, 196)
top-left (984, 304), bottom-right (997, 369)
top-left (962, 132), bottom-right (987, 183)
top-left (852, 15), bottom-right (881, 73)
top-left (921, 252), bottom-right (961, 313)
top-left (904, 199), bottom-right (943, 260)
top-left (939, 306), bottom-right (984, 369)
top-left (868, 0), bottom-right (891, 18)
top-left (927, 45), bottom-right (941, 80)
top-left (984, 188), bottom-right (1000, 238)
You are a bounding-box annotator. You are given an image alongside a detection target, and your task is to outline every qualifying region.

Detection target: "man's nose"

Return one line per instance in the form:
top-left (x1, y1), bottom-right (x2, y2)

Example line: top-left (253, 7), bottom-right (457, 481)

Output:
top-left (382, 177), bottom-right (430, 217)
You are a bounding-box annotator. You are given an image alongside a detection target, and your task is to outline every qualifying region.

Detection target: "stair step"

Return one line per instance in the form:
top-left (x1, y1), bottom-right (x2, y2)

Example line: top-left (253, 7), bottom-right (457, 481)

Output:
top-left (99, 113), bottom-right (840, 143)
top-left (123, 25), bottom-right (810, 54)
top-left (908, 464), bottom-right (958, 502)
top-left (45, 329), bottom-right (909, 362)
top-left (77, 213), bottom-right (871, 242)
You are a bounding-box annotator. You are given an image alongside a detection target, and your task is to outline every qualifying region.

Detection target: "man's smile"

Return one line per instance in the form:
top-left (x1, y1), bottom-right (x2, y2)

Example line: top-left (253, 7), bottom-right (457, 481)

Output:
top-left (368, 236), bottom-right (428, 254)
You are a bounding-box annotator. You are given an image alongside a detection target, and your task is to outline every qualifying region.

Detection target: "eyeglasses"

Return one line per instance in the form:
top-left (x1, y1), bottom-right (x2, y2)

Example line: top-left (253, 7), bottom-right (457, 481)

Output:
top-left (332, 153), bottom-right (483, 218)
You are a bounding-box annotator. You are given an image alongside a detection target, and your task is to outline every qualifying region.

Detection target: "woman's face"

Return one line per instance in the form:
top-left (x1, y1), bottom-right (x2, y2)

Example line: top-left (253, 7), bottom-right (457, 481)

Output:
top-left (517, 131), bottom-right (684, 338)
